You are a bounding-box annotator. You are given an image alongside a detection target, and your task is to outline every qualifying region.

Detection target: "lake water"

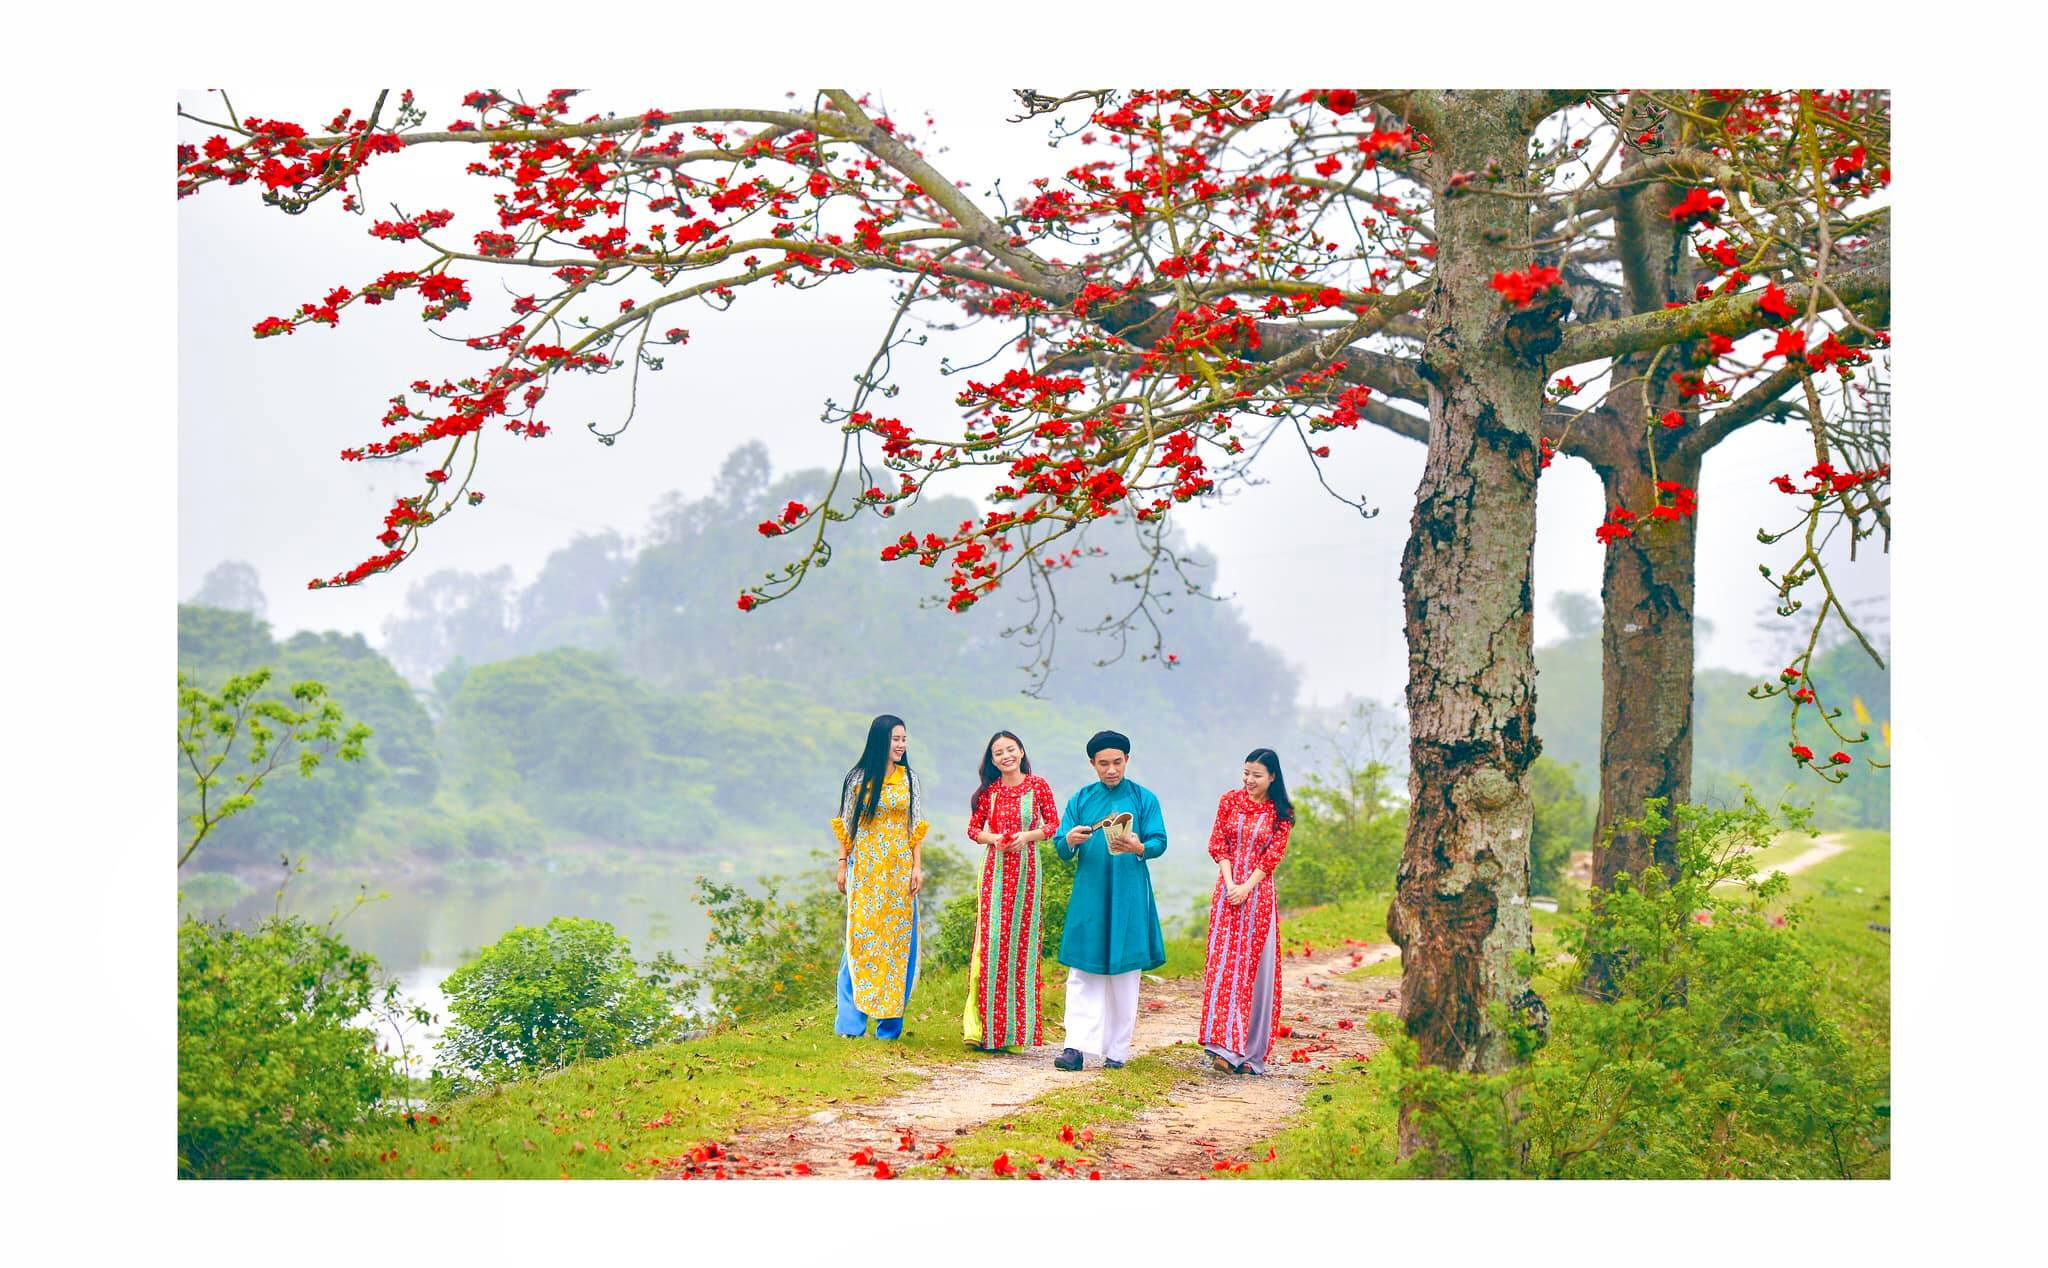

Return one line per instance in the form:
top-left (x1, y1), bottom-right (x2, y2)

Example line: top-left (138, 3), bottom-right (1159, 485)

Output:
top-left (182, 852), bottom-right (757, 1074)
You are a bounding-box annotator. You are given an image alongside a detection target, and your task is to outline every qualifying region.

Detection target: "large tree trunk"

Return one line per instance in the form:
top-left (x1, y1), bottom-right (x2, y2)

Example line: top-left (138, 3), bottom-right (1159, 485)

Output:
top-left (1387, 94), bottom-right (1545, 1142)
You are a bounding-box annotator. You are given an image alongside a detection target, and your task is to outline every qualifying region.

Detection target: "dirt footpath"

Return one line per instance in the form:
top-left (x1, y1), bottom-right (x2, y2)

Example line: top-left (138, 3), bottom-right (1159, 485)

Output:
top-left (668, 941), bottom-right (1399, 1180)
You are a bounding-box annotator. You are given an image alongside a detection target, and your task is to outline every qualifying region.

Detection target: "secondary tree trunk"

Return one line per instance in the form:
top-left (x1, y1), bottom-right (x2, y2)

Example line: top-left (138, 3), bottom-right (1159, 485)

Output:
top-left (1581, 117), bottom-right (1705, 995)
top-left (1388, 95), bottom-right (1545, 1145)
top-left (1590, 444), bottom-right (1699, 893)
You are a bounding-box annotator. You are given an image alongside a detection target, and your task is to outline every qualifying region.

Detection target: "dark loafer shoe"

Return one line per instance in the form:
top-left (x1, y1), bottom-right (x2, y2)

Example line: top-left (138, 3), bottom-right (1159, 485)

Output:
top-left (1053, 1048), bottom-right (1084, 1071)
top-left (1103, 1058), bottom-right (1125, 1070)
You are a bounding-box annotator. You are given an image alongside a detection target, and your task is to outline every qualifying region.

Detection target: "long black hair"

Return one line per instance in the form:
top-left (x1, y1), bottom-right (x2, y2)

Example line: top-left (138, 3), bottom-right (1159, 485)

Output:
top-left (847, 714), bottom-right (909, 833)
top-left (1245, 748), bottom-right (1294, 824)
top-left (972, 730), bottom-right (1033, 817)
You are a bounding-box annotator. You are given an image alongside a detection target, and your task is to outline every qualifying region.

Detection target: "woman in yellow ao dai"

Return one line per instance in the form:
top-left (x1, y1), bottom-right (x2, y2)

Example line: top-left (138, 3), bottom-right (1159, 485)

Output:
top-left (830, 714), bottom-right (930, 1039)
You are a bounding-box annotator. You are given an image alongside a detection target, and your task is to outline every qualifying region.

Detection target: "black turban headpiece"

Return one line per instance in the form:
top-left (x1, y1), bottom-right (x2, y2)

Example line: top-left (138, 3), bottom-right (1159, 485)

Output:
top-left (1086, 730), bottom-right (1131, 759)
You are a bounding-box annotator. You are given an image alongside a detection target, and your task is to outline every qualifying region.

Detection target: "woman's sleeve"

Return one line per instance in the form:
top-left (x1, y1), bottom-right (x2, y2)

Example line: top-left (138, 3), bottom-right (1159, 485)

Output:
top-left (831, 771), bottom-right (856, 854)
top-left (1036, 778), bottom-right (1060, 836)
top-left (911, 818), bottom-right (930, 849)
top-left (1260, 816), bottom-right (1293, 876)
top-left (967, 787), bottom-right (989, 842)
top-left (1207, 793), bottom-right (1233, 862)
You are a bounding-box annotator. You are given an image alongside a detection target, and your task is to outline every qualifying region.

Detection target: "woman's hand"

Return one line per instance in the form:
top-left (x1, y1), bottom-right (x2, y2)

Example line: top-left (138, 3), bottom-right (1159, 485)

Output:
top-left (1224, 880), bottom-right (1252, 906)
top-left (908, 865), bottom-right (924, 897)
top-left (835, 857), bottom-right (848, 894)
top-left (999, 831), bottom-right (1022, 852)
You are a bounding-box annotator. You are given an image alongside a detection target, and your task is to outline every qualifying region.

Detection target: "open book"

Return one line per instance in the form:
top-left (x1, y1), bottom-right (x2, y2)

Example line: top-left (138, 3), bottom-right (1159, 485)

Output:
top-left (1090, 811), bottom-right (1138, 851)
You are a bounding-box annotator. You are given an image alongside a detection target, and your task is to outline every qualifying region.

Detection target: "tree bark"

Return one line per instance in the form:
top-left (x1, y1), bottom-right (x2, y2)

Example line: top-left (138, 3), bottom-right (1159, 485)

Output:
top-left (1590, 446), bottom-right (1699, 893)
top-left (1579, 115), bottom-right (1705, 995)
top-left (1387, 95), bottom-right (1545, 1148)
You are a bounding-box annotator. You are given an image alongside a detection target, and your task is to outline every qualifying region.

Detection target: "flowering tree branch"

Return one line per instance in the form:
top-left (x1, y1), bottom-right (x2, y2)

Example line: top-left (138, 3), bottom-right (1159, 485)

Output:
top-left (180, 86), bottom-right (1889, 748)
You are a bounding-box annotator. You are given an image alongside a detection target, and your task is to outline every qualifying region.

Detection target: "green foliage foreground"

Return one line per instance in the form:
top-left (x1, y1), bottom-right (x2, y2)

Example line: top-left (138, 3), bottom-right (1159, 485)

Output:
top-left (178, 914), bottom-right (424, 1178)
top-left (1292, 797), bottom-right (1890, 1179)
top-left (437, 917), bottom-right (687, 1089)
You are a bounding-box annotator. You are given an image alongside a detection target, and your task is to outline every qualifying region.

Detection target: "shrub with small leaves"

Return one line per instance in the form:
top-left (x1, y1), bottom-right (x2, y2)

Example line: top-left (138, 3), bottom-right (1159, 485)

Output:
top-left (178, 914), bottom-right (420, 1178)
top-left (669, 874), bottom-right (841, 1029)
top-left (932, 889), bottom-right (981, 973)
top-left (1037, 840), bottom-right (1073, 958)
top-left (437, 916), bottom-right (682, 1085)
top-left (1276, 760), bottom-right (1407, 907)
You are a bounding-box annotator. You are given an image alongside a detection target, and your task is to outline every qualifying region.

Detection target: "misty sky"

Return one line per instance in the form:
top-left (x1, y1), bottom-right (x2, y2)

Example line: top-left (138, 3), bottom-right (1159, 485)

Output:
top-left (178, 88), bottom-right (1889, 707)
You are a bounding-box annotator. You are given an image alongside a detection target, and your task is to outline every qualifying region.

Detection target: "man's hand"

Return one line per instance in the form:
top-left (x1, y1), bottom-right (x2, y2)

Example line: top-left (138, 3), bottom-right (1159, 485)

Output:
top-left (1065, 825), bottom-right (1092, 847)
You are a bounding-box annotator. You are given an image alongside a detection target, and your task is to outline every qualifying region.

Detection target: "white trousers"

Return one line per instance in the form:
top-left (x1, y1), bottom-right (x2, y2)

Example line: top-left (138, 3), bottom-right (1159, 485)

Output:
top-left (1062, 967), bottom-right (1141, 1061)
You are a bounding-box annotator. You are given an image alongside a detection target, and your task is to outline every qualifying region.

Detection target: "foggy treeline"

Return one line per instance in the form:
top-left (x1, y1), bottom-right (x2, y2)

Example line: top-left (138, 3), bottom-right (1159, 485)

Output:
top-left (178, 443), bottom-right (1887, 896)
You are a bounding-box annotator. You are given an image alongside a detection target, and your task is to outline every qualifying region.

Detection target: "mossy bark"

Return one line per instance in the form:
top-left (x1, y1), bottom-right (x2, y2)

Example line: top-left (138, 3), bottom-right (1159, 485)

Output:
top-left (1387, 94), bottom-right (1544, 1141)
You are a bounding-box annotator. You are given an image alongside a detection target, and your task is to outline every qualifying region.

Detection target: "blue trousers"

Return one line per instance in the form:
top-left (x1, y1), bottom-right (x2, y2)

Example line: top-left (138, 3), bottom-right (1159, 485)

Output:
top-left (836, 900), bottom-right (920, 1040)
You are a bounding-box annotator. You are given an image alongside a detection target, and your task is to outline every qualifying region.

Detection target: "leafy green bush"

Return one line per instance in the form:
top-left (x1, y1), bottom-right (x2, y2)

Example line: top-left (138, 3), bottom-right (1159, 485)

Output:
top-left (932, 889), bottom-right (979, 972)
top-left (437, 916), bottom-right (682, 1085)
top-left (1373, 794), bottom-right (1889, 1179)
top-left (1276, 761), bottom-right (1407, 907)
top-left (178, 914), bottom-right (419, 1178)
top-left (670, 874), bottom-right (841, 1028)
top-left (1038, 841), bottom-right (1073, 959)
top-left (1528, 755), bottom-right (1593, 897)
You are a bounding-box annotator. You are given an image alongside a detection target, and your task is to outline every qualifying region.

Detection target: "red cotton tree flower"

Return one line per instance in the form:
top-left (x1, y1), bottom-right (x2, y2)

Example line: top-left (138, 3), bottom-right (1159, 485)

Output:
top-left (179, 88), bottom-right (1890, 1138)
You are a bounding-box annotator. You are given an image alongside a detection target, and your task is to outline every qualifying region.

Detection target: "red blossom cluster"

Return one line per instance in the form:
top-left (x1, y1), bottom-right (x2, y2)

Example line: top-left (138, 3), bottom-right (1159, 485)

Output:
top-left (1594, 504), bottom-right (1638, 546)
top-left (1487, 265), bottom-right (1563, 308)
top-left (1667, 187), bottom-right (1726, 228)
top-left (756, 501), bottom-right (809, 538)
top-left (1769, 461), bottom-right (1888, 498)
top-left (178, 104), bottom-right (409, 204)
top-left (1647, 481), bottom-right (1699, 523)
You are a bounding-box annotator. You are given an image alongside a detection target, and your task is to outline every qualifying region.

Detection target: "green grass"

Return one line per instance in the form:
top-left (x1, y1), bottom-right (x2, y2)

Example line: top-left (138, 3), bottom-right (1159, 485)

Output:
top-left (1278, 893), bottom-right (1392, 953)
top-left (1342, 956), bottom-right (1403, 981)
top-left (907, 1045), bottom-right (1204, 1179)
top-left (1161, 933), bottom-right (1207, 978)
top-left (335, 928), bottom-right (1225, 1180)
top-left (335, 959), bottom-right (1017, 1178)
top-left (1215, 1054), bottom-right (1402, 1180)
top-left (1740, 827), bottom-right (1830, 874)
top-left (1778, 828), bottom-right (1890, 1050)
